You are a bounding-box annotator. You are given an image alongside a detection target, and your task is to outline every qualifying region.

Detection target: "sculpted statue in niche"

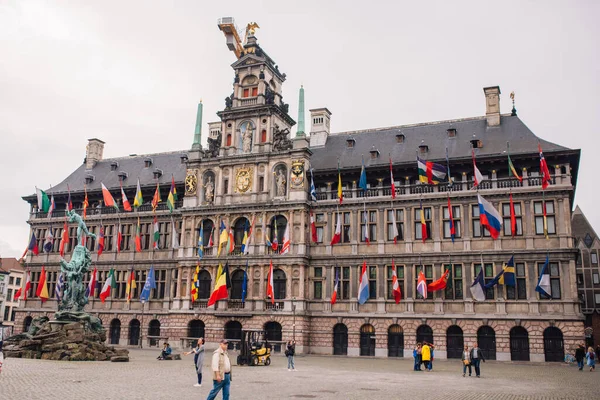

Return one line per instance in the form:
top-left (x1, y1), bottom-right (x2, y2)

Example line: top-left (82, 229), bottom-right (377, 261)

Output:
top-left (204, 175), bottom-right (215, 204)
top-left (240, 121), bottom-right (254, 153)
top-left (275, 167), bottom-right (287, 197)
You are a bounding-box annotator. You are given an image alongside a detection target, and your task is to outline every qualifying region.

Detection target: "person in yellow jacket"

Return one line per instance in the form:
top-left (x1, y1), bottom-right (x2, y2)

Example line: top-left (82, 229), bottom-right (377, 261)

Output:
top-left (421, 342), bottom-right (431, 371)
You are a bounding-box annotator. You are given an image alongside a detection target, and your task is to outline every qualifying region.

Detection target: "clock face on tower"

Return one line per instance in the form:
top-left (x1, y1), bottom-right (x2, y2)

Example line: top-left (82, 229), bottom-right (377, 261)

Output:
top-left (235, 167), bottom-right (253, 193)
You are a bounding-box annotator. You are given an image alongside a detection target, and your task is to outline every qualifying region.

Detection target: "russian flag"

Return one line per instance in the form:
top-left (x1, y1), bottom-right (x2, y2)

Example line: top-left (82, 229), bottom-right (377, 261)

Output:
top-left (358, 261), bottom-right (369, 305)
top-left (477, 194), bottom-right (502, 239)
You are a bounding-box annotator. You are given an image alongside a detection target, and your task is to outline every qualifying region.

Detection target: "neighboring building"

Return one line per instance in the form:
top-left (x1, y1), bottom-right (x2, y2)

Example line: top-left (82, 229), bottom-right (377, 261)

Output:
top-left (571, 206), bottom-right (600, 347)
top-left (15, 20), bottom-right (583, 362)
top-left (0, 258), bottom-right (26, 336)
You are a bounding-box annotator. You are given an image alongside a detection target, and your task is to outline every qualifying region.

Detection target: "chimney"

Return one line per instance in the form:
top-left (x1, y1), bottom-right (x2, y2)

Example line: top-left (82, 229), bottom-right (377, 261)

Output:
top-left (86, 138), bottom-right (105, 170)
top-left (483, 86), bottom-right (501, 127)
top-left (309, 108), bottom-right (332, 147)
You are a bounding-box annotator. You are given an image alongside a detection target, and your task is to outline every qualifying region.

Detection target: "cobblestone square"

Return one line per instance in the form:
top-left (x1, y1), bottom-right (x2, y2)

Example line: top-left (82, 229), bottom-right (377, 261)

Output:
top-left (1, 348), bottom-right (599, 400)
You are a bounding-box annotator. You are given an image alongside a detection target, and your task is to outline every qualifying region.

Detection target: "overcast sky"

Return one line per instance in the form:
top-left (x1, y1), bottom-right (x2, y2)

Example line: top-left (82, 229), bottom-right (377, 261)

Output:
top-left (1, 0), bottom-right (599, 258)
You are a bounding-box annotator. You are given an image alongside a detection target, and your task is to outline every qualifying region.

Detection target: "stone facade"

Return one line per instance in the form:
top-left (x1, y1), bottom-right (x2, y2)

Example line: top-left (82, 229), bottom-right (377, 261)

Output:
top-left (15, 22), bottom-right (585, 363)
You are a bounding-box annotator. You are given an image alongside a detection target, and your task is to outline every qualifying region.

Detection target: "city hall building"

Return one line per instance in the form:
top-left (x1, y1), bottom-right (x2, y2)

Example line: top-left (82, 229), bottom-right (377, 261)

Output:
top-left (15, 19), bottom-right (583, 362)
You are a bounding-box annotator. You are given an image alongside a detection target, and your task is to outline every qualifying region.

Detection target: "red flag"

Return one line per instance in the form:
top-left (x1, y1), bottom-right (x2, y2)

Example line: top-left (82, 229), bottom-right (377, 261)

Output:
top-left (14, 287), bottom-right (22, 301)
top-left (59, 221), bottom-right (69, 256)
top-left (310, 212), bottom-right (318, 243)
top-left (266, 260), bottom-right (274, 304)
top-left (331, 269), bottom-right (339, 305)
top-left (539, 143), bottom-right (551, 189)
top-left (67, 185), bottom-right (73, 211)
top-left (116, 223), bottom-right (123, 253)
top-left (391, 259), bottom-right (402, 304)
top-left (101, 183), bottom-right (118, 209)
top-left (420, 201), bottom-right (428, 243)
top-left (135, 218), bottom-right (142, 252)
top-left (97, 226), bottom-right (105, 256)
top-left (390, 157), bottom-right (396, 199)
top-left (151, 182), bottom-right (161, 211)
top-left (83, 186), bottom-right (89, 218)
top-left (330, 212), bottom-right (342, 246)
top-left (23, 271), bottom-right (31, 300)
top-left (208, 226), bottom-right (214, 247)
top-left (427, 269), bottom-right (450, 292)
top-left (510, 193), bottom-right (517, 237)
top-left (447, 195), bottom-right (455, 242)
top-left (36, 266), bottom-right (49, 303)
top-left (121, 182), bottom-right (132, 212)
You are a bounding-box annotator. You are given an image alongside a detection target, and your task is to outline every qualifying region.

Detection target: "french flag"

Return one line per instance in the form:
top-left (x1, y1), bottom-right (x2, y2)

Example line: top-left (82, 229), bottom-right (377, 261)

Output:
top-left (477, 194), bottom-right (503, 239)
top-left (358, 261), bottom-right (369, 305)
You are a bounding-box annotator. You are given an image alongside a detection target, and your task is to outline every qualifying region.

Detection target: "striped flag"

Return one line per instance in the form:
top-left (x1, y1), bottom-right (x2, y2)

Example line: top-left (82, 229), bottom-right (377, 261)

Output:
top-left (152, 216), bottom-right (160, 249)
top-left (55, 272), bottom-right (64, 301)
top-left (417, 156), bottom-right (447, 185)
top-left (472, 149), bottom-right (485, 188)
top-left (390, 157), bottom-right (396, 199)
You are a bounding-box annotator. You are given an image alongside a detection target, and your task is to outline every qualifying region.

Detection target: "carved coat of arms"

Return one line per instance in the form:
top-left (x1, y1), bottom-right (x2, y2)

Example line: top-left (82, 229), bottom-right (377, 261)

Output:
top-left (290, 160), bottom-right (305, 189)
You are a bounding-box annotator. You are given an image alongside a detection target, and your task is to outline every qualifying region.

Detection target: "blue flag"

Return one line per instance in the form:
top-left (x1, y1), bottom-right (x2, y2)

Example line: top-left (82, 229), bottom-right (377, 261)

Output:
top-left (535, 256), bottom-right (551, 297)
top-left (55, 272), bottom-right (64, 301)
top-left (310, 169), bottom-right (317, 201)
top-left (198, 225), bottom-right (204, 259)
top-left (358, 158), bottom-right (368, 192)
top-left (241, 261), bottom-right (248, 303)
top-left (140, 266), bottom-right (156, 303)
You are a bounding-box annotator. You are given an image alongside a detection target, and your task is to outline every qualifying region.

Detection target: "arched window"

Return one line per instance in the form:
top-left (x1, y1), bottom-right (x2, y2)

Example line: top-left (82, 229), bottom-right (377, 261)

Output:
top-left (197, 270), bottom-right (211, 300)
top-left (333, 324), bottom-right (348, 355)
top-left (200, 219), bottom-right (214, 252)
top-left (477, 326), bottom-right (496, 360)
top-left (226, 133), bottom-right (232, 147)
top-left (273, 268), bottom-right (286, 299)
top-left (225, 320), bottom-right (242, 350)
top-left (269, 215), bottom-right (287, 252)
top-left (148, 319), bottom-right (161, 347)
top-left (233, 217), bottom-right (250, 251)
top-left (388, 325), bottom-right (404, 357)
top-left (261, 129), bottom-right (267, 143)
top-left (360, 324), bottom-right (376, 356)
top-left (446, 325), bottom-right (464, 359)
top-left (543, 326), bottom-right (564, 362)
top-left (110, 319), bottom-right (121, 345)
top-left (129, 319), bottom-right (140, 346)
top-left (416, 324), bottom-right (433, 344)
top-left (510, 326), bottom-right (530, 361)
top-left (264, 321), bottom-right (283, 352)
top-left (188, 320), bottom-right (205, 339)
top-left (23, 316), bottom-right (33, 333)
top-left (230, 269), bottom-right (245, 300)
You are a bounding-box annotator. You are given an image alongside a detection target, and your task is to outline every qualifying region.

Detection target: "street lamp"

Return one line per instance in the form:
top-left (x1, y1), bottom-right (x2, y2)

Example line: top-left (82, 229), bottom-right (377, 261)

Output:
top-left (292, 296), bottom-right (296, 342)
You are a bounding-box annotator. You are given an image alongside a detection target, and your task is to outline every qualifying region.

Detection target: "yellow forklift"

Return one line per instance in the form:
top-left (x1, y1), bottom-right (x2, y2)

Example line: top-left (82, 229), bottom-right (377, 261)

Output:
top-left (236, 329), bottom-right (272, 366)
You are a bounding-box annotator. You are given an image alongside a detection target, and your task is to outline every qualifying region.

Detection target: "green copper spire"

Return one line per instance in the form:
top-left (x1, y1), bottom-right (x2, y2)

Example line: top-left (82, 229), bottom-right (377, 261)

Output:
top-left (192, 100), bottom-right (203, 149)
top-left (296, 85), bottom-right (305, 137)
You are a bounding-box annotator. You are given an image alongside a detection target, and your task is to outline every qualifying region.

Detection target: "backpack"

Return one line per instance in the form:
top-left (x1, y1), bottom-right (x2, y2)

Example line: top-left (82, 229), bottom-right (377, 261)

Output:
top-left (590, 352), bottom-right (595, 360)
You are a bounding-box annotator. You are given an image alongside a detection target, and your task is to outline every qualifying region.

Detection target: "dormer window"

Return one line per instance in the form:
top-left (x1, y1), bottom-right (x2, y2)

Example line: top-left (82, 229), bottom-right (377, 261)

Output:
top-left (370, 146), bottom-right (380, 159)
top-left (110, 161), bottom-right (119, 171)
top-left (396, 134), bottom-right (405, 143)
top-left (470, 139), bottom-right (483, 149)
top-left (180, 154), bottom-right (188, 164)
top-left (447, 128), bottom-right (457, 138)
top-left (153, 168), bottom-right (163, 179)
top-left (346, 137), bottom-right (355, 148)
top-left (419, 144), bottom-right (429, 153)
top-left (118, 171), bottom-right (128, 181)
top-left (85, 174), bottom-right (95, 184)
top-left (144, 157), bottom-right (153, 168)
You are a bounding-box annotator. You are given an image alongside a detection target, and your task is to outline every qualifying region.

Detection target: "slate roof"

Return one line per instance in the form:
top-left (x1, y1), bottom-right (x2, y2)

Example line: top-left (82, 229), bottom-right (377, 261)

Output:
top-left (26, 115), bottom-right (576, 200)
top-left (571, 206), bottom-right (599, 242)
top-left (0, 258), bottom-right (25, 274)
top-left (310, 115), bottom-right (571, 171)
top-left (41, 151), bottom-right (188, 196)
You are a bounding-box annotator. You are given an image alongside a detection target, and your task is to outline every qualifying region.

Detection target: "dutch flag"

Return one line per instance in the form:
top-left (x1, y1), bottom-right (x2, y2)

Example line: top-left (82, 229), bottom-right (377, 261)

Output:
top-left (358, 261), bottom-right (369, 305)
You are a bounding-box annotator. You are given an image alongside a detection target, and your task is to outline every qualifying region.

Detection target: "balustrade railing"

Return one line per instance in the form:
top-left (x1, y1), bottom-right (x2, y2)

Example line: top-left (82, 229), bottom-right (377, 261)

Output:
top-left (265, 301), bottom-right (284, 311)
top-left (32, 200), bottom-right (183, 219)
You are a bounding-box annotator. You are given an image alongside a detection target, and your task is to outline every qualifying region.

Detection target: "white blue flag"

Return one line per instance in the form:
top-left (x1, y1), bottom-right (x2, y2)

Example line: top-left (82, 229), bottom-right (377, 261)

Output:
top-left (470, 268), bottom-right (486, 301)
top-left (140, 266), bottom-right (156, 303)
top-left (55, 272), bottom-right (64, 301)
top-left (535, 256), bottom-right (551, 297)
top-left (310, 169), bottom-right (317, 202)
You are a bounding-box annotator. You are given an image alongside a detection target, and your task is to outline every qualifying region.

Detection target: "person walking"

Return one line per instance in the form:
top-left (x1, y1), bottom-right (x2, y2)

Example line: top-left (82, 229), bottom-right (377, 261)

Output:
top-left (461, 345), bottom-right (472, 377)
top-left (586, 346), bottom-right (596, 372)
top-left (286, 340), bottom-right (296, 371)
top-left (207, 339), bottom-right (232, 400)
top-left (421, 342), bottom-right (431, 371)
top-left (575, 344), bottom-right (586, 371)
top-left (184, 338), bottom-right (205, 387)
top-left (469, 343), bottom-right (485, 377)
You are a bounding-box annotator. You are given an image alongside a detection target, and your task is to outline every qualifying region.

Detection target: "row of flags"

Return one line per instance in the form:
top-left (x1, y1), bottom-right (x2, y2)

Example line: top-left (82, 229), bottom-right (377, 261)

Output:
top-left (14, 256), bottom-right (554, 305)
top-left (35, 177), bottom-right (178, 217)
top-left (14, 266), bottom-right (158, 303)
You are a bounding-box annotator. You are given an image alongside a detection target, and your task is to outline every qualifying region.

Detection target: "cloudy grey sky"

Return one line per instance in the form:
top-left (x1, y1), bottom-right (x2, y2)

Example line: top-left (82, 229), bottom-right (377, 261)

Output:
top-left (1, 0), bottom-right (599, 258)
